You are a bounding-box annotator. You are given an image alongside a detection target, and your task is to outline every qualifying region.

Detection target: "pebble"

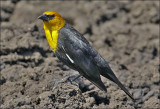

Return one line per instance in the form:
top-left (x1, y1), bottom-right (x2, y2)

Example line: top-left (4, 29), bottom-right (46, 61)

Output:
top-left (133, 89), bottom-right (142, 99)
top-left (142, 90), bottom-right (154, 102)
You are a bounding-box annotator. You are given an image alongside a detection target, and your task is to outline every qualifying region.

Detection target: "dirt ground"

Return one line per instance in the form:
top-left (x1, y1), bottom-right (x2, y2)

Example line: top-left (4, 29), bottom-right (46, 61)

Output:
top-left (0, 0), bottom-right (159, 109)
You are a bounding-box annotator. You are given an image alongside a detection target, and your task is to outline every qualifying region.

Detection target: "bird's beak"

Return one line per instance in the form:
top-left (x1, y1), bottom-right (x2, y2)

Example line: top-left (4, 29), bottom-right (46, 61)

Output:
top-left (38, 14), bottom-right (49, 21)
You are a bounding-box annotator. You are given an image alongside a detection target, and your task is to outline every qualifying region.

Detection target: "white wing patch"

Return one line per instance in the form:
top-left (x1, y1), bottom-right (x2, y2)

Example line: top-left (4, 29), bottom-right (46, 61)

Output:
top-left (66, 54), bottom-right (74, 63)
top-left (62, 46), bottom-right (74, 63)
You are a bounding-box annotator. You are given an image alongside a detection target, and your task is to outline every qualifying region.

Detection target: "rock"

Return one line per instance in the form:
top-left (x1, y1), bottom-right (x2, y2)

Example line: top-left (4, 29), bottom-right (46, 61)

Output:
top-left (133, 89), bottom-right (142, 100)
top-left (142, 90), bottom-right (154, 102)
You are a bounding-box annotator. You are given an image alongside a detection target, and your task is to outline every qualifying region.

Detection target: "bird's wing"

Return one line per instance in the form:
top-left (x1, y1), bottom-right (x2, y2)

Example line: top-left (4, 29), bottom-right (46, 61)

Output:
top-left (59, 24), bottom-right (134, 100)
top-left (58, 24), bottom-right (107, 91)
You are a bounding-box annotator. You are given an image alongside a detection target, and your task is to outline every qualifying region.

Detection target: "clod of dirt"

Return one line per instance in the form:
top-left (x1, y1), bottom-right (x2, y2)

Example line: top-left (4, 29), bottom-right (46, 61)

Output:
top-left (36, 83), bottom-right (86, 108)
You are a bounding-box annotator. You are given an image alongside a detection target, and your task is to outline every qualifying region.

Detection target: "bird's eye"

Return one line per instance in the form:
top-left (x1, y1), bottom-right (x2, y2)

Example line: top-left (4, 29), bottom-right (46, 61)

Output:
top-left (46, 14), bottom-right (55, 20)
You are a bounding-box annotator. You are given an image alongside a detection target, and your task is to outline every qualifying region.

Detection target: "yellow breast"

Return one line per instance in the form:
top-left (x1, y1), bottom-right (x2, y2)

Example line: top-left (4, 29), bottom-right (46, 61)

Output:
top-left (44, 29), bottom-right (58, 52)
top-left (41, 11), bottom-right (65, 52)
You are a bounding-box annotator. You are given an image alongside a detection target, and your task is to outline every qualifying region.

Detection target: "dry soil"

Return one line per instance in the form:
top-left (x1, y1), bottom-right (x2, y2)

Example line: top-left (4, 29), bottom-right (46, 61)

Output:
top-left (0, 0), bottom-right (159, 109)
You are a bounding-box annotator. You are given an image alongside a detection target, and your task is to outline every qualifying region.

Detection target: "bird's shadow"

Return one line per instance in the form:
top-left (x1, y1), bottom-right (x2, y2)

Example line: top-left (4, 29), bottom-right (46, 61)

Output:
top-left (78, 83), bottom-right (110, 105)
top-left (89, 91), bottom-right (110, 105)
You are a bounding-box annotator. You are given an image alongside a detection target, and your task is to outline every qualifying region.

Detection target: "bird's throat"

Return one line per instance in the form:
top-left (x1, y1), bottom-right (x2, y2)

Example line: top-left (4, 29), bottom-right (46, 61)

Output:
top-left (45, 29), bottom-right (58, 52)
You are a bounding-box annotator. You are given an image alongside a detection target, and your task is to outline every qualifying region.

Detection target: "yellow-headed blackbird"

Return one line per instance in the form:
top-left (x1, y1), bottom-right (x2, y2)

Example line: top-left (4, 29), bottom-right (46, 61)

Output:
top-left (38, 11), bottom-right (134, 100)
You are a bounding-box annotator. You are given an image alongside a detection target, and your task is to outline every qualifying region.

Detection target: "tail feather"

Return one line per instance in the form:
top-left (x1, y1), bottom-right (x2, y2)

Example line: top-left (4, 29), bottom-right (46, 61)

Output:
top-left (101, 69), bottom-right (135, 101)
top-left (91, 78), bottom-right (107, 92)
top-left (84, 75), bottom-right (107, 92)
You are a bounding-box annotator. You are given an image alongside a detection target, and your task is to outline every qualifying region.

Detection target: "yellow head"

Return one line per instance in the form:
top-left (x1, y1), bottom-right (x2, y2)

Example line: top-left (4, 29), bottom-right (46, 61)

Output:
top-left (38, 11), bottom-right (65, 52)
top-left (38, 11), bottom-right (66, 31)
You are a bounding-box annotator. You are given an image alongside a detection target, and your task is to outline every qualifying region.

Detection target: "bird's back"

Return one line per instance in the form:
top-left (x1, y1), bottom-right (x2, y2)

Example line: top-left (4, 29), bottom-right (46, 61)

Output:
top-left (57, 23), bottom-right (109, 70)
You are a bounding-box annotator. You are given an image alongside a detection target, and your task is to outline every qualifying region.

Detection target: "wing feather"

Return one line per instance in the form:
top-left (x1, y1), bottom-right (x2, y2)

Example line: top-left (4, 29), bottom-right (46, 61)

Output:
top-left (57, 24), bottom-right (106, 91)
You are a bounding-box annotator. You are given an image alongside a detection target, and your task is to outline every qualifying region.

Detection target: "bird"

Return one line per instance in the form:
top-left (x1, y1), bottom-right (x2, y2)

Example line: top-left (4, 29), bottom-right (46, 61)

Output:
top-left (38, 11), bottom-right (134, 101)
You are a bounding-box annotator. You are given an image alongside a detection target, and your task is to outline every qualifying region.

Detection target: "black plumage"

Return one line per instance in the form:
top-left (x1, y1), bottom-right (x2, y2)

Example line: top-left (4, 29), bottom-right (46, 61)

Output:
top-left (55, 23), bottom-right (134, 100)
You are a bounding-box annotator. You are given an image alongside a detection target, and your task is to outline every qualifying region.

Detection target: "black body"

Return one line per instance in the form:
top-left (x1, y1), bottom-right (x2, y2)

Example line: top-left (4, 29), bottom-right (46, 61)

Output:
top-left (55, 23), bottom-right (134, 100)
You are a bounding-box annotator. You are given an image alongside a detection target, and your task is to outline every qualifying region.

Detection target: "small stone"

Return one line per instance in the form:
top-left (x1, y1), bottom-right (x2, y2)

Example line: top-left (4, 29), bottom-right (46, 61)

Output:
top-left (142, 90), bottom-right (154, 101)
top-left (133, 89), bottom-right (142, 99)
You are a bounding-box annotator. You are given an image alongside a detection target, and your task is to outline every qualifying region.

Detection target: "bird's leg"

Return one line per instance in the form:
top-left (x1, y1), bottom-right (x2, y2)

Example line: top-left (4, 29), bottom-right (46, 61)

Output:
top-left (69, 74), bottom-right (81, 87)
top-left (52, 74), bottom-right (81, 90)
top-left (70, 74), bottom-right (81, 82)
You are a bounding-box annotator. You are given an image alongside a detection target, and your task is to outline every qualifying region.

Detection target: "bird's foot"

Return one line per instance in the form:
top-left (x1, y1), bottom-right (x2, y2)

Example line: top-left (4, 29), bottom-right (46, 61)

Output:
top-left (52, 74), bottom-right (80, 90)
